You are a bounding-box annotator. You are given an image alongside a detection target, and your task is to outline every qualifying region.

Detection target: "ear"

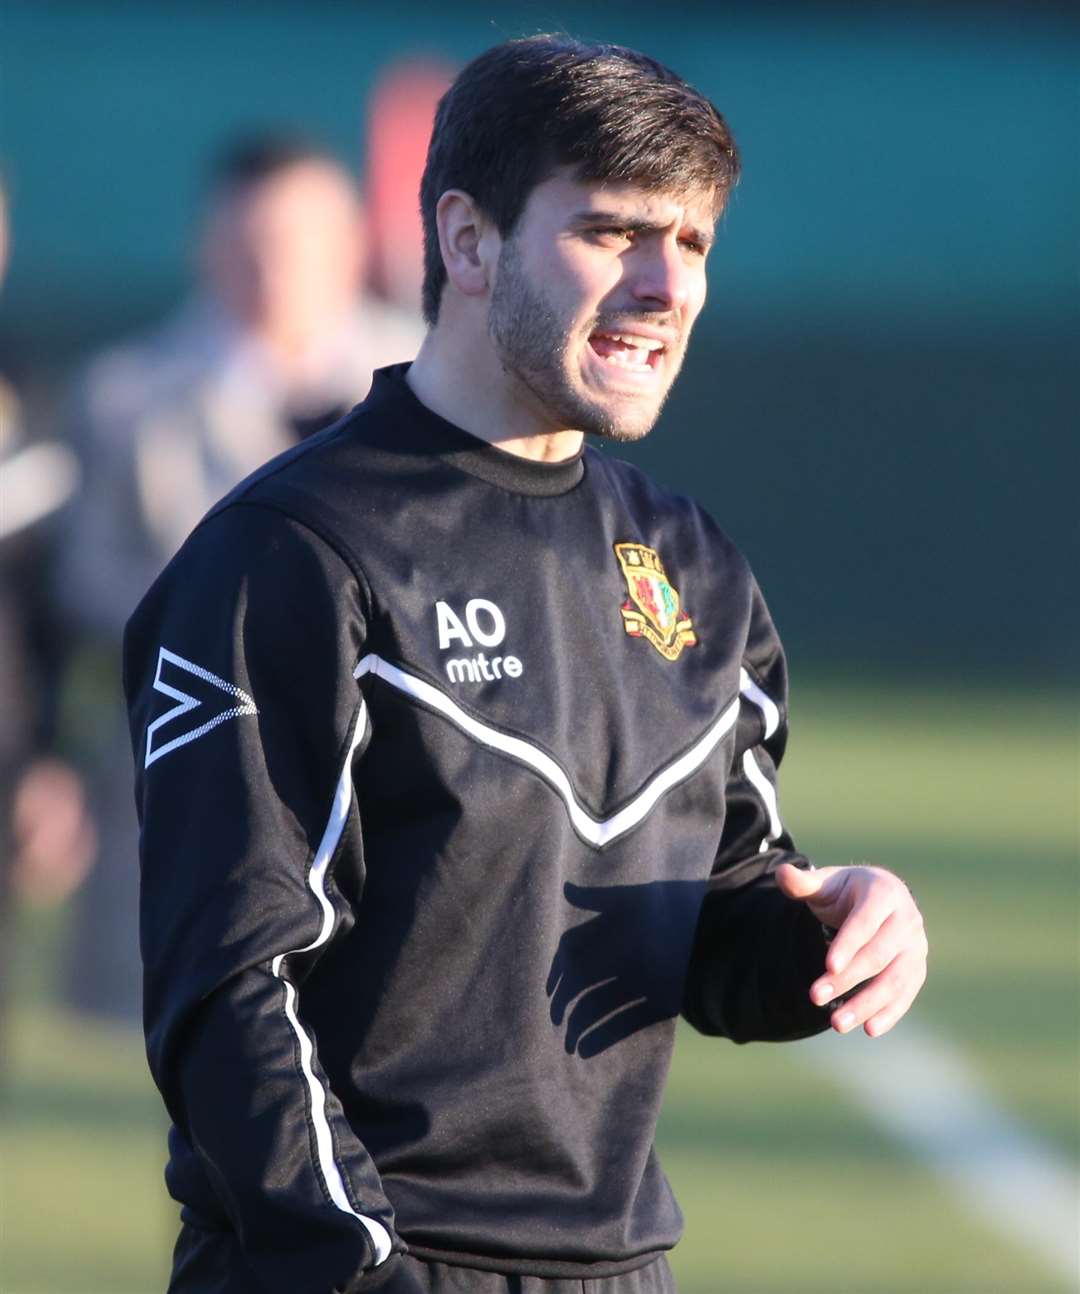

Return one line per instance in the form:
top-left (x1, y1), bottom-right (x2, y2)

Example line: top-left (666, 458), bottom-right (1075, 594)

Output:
top-left (435, 190), bottom-right (498, 300)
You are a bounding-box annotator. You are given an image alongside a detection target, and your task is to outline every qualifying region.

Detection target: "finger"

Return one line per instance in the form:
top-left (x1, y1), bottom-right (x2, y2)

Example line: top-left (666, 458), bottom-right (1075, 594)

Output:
top-left (775, 862), bottom-right (859, 914)
top-left (774, 862), bottom-right (827, 900)
top-left (864, 980), bottom-right (924, 1038)
top-left (811, 908), bottom-right (920, 1006)
top-left (786, 867), bottom-right (869, 938)
top-left (820, 884), bottom-right (899, 979)
top-left (828, 948), bottom-right (927, 1036)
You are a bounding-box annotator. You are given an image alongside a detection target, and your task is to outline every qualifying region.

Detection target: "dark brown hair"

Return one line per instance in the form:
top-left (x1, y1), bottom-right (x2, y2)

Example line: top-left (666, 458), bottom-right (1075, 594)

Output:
top-left (419, 35), bottom-right (739, 324)
top-left (209, 135), bottom-right (344, 200)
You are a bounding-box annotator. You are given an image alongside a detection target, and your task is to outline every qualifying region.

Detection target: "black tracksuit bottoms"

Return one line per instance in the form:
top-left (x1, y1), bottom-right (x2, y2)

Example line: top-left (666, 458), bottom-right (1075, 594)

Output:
top-left (397, 1254), bottom-right (677, 1293)
top-left (169, 1225), bottom-right (678, 1294)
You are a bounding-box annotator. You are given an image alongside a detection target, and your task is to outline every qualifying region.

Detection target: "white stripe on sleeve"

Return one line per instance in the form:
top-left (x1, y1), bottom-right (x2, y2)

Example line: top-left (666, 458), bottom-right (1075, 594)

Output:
top-left (738, 670), bottom-right (785, 851)
top-left (742, 748), bottom-right (784, 852)
top-left (738, 667), bottom-right (780, 738)
top-left (269, 698), bottom-right (393, 1266)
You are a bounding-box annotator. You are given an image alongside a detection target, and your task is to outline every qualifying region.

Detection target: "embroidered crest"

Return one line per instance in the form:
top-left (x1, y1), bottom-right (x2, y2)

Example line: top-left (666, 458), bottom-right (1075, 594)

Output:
top-left (614, 542), bottom-right (698, 661)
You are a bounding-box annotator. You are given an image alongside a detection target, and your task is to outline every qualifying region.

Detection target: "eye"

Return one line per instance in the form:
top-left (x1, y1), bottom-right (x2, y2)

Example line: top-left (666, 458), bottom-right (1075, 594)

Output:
top-left (588, 226), bottom-right (633, 245)
top-left (679, 237), bottom-right (708, 258)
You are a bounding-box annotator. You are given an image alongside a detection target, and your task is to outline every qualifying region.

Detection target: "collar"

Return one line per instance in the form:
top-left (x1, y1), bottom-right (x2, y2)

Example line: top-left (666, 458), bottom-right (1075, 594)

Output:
top-left (360, 363), bottom-right (586, 498)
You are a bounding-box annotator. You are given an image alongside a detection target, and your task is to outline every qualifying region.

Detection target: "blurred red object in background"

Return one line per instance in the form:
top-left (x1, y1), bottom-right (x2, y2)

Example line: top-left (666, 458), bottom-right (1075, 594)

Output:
top-left (363, 56), bottom-right (455, 311)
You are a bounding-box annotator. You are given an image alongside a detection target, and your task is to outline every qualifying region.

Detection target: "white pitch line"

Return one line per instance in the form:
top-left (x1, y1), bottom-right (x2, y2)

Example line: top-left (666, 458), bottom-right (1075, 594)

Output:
top-left (802, 1022), bottom-right (1080, 1285)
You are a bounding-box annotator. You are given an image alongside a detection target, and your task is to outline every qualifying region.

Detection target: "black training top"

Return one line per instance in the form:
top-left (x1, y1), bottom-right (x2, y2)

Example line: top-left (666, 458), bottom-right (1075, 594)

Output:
top-left (124, 364), bottom-right (829, 1294)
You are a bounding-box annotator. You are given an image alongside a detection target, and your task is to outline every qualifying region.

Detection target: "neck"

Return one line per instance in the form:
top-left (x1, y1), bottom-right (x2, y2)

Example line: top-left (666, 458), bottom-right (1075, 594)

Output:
top-left (406, 318), bottom-right (584, 464)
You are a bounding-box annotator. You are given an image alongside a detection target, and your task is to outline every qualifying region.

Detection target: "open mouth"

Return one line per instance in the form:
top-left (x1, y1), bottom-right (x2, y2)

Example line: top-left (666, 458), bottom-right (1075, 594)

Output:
top-left (588, 330), bottom-right (665, 372)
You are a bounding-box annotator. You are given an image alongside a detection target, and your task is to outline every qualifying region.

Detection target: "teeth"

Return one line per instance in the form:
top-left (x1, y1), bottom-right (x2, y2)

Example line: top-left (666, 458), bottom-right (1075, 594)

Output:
top-left (599, 332), bottom-right (664, 351)
top-left (600, 347), bottom-right (651, 369)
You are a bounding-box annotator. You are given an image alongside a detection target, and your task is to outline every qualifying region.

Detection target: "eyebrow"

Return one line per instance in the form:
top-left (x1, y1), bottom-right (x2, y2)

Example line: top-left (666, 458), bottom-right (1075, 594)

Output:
top-left (570, 209), bottom-right (715, 248)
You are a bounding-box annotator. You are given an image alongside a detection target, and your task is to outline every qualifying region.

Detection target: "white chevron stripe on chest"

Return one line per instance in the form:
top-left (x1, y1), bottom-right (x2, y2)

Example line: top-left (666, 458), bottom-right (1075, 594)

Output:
top-left (354, 653), bottom-right (761, 849)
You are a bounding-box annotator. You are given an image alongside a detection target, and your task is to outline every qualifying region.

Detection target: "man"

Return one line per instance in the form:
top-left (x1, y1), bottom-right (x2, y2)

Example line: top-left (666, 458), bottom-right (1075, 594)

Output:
top-left (125, 37), bottom-right (928, 1294)
top-left (57, 136), bottom-right (422, 1021)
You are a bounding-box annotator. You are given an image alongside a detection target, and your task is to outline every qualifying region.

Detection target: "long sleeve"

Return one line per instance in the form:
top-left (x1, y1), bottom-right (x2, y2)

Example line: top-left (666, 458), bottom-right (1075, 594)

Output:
top-left (124, 501), bottom-right (413, 1293)
top-left (682, 578), bottom-right (830, 1044)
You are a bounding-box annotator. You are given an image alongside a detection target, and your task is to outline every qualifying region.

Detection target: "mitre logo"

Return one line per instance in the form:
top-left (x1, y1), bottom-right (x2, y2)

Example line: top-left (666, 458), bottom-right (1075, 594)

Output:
top-left (435, 597), bottom-right (523, 684)
top-left (614, 542), bottom-right (698, 661)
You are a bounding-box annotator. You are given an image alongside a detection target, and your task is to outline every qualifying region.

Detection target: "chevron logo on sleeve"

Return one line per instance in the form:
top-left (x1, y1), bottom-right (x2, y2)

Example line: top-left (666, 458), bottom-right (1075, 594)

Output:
top-left (144, 646), bottom-right (258, 769)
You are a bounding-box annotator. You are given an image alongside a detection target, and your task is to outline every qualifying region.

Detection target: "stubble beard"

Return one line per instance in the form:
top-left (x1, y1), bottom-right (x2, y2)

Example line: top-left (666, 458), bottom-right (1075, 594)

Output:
top-left (487, 239), bottom-right (678, 444)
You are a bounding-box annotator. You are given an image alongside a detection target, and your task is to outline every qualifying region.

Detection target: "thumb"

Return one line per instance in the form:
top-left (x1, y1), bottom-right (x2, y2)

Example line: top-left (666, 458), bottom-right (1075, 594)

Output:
top-left (774, 862), bottom-right (835, 901)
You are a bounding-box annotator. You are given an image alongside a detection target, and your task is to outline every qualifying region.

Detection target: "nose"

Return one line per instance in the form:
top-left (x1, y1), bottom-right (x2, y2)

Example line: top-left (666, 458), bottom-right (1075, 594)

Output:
top-left (629, 237), bottom-right (692, 312)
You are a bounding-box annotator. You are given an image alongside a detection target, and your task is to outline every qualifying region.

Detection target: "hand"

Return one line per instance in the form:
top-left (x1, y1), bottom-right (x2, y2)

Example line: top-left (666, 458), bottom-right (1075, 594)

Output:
top-left (11, 758), bottom-right (97, 904)
top-left (775, 862), bottom-right (928, 1038)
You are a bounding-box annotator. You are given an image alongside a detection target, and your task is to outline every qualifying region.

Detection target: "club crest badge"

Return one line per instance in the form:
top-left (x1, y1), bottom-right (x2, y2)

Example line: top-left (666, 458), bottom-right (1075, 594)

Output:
top-left (614, 542), bottom-right (698, 661)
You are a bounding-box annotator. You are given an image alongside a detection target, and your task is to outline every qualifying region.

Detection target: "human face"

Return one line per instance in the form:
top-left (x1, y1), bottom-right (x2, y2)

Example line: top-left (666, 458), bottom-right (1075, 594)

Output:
top-left (487, 171), bottom-right (715, 441)
top-left (204, 161), bottom-right (364, 354)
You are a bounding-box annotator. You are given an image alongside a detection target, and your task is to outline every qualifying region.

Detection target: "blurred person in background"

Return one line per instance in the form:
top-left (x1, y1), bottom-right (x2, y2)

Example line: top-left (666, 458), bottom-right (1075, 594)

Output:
top-left (0, 177), bottom-right (95, 1060)
top-left (53, 136), bottom-right (424, 1022)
